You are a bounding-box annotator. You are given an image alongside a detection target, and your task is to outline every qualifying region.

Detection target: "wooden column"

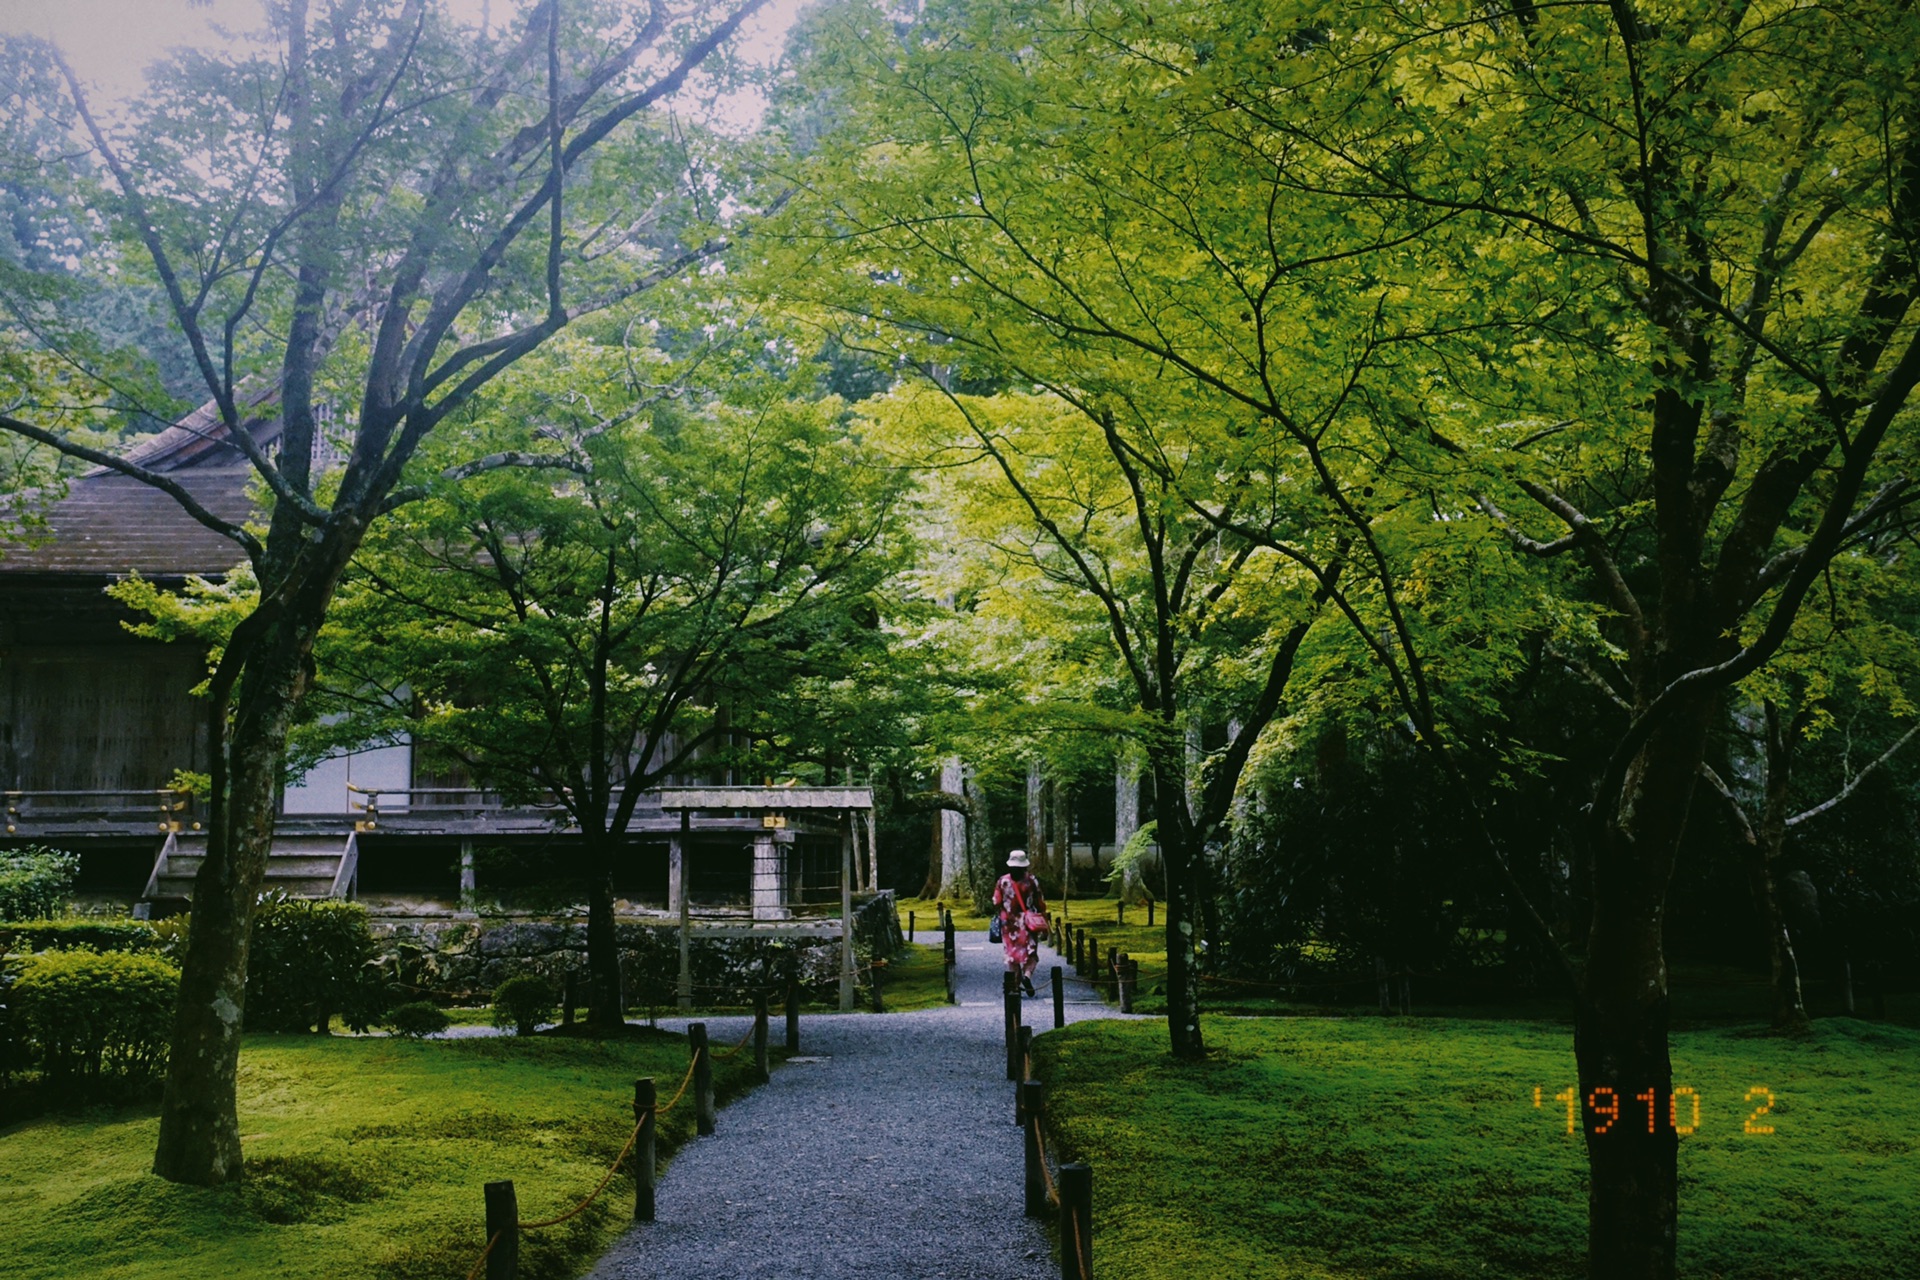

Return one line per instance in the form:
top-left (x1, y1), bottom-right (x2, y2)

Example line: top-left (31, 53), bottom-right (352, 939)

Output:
top-left (1022, 1081), bottom-right (1048, 1218)
top-left (753, 992), bottom-right (771, 1083)
top-left (689, 1022), bottom-right (715, 1136)
top-left (1061, 1163), bottom-right (1093, 1280)
top-left (839, 808), bottom-right (856, 1013)
top-left (632, 1078), bottom-right (656, 1221)
top-left (675, 810), bottom-right (692, 1012)
top-left (483, 1180), bottom-right (517, 1280)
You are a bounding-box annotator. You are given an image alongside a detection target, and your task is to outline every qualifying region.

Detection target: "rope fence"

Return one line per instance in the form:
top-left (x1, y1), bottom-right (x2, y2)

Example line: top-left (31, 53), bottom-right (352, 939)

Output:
top-left (710, 1018), bottom-right (759, 1061)
top-left (1008, 965), bottom-right (1095, 1280)
top-left (463, 1231), bottom-right (503, 1280)
top-left (458, 1018), bottom-right (729, 1280)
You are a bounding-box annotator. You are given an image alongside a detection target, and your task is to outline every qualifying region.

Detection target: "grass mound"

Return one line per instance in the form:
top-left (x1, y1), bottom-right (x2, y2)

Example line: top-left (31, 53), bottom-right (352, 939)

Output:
top-left (0, 1031), bottom-right (765, 1280)
top-left (1031, 1016), bottom-right (1920, 1280)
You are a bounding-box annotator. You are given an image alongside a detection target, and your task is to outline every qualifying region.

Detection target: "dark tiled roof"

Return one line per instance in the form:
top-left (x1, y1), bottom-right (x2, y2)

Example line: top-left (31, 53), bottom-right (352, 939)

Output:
top-left (1, 386), bottom-right (281, 581)
top-left (0, 469), bottom-right (257, 578)
top-left (90, 380), bottom-right (282, 477)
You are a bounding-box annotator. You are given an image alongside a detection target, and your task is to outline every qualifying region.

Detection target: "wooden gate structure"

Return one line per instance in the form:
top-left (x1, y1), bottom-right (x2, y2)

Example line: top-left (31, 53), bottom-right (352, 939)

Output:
top-left (657, 787), bottom-right (872, 1013)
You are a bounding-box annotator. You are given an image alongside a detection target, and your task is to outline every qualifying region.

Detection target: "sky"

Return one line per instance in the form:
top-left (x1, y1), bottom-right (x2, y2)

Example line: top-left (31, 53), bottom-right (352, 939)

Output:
top-left (0, 0), bottom-right (811, 128)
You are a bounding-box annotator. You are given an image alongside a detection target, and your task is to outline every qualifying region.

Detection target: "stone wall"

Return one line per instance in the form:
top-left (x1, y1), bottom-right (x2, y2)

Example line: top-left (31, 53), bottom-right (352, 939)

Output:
top-left (372, 890), bottom-right (904, 1005)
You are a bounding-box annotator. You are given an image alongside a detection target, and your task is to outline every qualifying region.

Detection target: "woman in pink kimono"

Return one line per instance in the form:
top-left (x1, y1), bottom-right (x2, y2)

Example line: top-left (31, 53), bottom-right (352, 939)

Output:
top-left (993, 849), bottom-right (1047, 996)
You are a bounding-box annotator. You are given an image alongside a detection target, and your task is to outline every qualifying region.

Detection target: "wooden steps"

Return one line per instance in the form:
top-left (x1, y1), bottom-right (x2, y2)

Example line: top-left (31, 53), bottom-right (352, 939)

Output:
top-left (141, 830), bottom-right (359, 907)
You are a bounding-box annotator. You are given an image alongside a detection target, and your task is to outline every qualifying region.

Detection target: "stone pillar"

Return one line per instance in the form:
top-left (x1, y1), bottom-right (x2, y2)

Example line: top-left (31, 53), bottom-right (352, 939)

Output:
top-left (752, 831), bottom-right (786, 920)
top-left (459, 839), bottom-right (476, 908)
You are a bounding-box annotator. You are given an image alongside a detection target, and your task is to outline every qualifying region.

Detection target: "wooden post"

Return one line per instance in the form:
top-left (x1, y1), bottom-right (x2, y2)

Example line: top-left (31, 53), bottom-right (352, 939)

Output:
top-left (753, 992), bottom-right (770, 1084)
top-left (1004, 971), bottom-right (1021, 1082)
top-left (675, 811), bottom-right (692, 1012)
top-left (1022, 1081), bottom-right (1047, 1218)
top-left (1016, 1025), bottom-right (1032, 1114)
top-left (632, 1079), bottom-right (657, 1222)
top-left (785, 976), bottom-right (800, 1053)
top-left (1075, 929), bottom-right (1088, 978)
top-left (908, 909), bottom-right (915, 943)
top-left (1060, 1163), bottom-right (1092, 1280)
top-left (839, 810), bottom-right (856, 1013)
top-left (689, 1022), bottom-right (715, 1136)
top-left (1051, 964), bottom-right (1065, 1030)
top-left (870, 958), bottom-right (886, 1013)
top-left (1147, 899), bottom-right (1155, 927)
top-left (483, 1180), bottom-right (518, 1280)
top-left (943, 909), bottom-right (957, 1005)
top-left (1106, 947), bottom-right (1119, 1000)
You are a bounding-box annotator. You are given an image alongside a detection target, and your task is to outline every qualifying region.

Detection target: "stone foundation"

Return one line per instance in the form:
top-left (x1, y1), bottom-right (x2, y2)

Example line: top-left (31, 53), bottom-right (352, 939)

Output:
top-left (371, 890), bottom-right (903, 1005)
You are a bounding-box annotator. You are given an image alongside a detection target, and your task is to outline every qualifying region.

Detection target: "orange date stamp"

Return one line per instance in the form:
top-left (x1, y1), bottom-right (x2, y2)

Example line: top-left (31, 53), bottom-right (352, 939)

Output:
top-left (1532, 1085), bottom-right (1778, 1136)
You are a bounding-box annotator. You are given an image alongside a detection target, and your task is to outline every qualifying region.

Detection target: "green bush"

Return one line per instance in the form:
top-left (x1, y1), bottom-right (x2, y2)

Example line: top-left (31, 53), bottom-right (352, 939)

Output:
top-left (10, 949), bottom-right (178, 1097)
top-left (490, 975), bottom-right (554, 1036)
top-left (0, 847), bottom-right (78, 921)
top-left (244, 896), bottom-right (390, 1033)
top-left (0, 959), bottom-right (25, 1090)
top-left (386, 1002), bottom-right (450, 1039)
top-left (0, 919), bottom-right (161, 955)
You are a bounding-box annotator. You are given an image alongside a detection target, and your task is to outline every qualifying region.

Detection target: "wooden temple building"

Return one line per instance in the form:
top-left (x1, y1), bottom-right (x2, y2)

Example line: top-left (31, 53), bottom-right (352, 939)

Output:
top-left (0, 395), bottom-right (876, 1002)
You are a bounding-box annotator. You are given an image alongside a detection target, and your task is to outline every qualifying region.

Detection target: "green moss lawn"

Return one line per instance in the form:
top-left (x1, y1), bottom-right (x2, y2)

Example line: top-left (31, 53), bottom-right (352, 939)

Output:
top-left (1031, 1016), bottom-right (1920, 1280)
top-left (0, 1031), bottom-right (766, 1280)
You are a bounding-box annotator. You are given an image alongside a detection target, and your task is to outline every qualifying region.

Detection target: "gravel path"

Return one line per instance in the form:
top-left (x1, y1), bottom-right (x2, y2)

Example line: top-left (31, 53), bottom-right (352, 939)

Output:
top-left (586, 932), bottom-right (1136, 1280)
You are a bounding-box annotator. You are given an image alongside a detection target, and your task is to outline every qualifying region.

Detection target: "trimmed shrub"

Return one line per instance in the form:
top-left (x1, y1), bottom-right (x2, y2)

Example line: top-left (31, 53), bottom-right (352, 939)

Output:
top-left (0, 918), bottom-right (162, 955)
top-left (490, 974), bottom-right (555, 1036)
top-left (386, 1001), bottom-right (450, 1039)
top-left (244, 896), bottom-right (391, 1033)
top-left (10, 948), bottom-right (178, 1097)
top-left (0, 959), bottom-right (25, 1090)
top-left (0, 846), bottom-right (79, 920)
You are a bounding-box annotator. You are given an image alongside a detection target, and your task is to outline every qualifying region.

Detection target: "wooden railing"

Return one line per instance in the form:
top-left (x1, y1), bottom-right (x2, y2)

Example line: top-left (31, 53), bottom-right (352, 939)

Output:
top-left (3, 788), bottom-right (193, 833)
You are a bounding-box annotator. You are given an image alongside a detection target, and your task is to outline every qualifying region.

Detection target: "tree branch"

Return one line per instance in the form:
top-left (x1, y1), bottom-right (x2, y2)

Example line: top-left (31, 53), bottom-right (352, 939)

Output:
top-left (1786, 723), bottom-right (1920, 828)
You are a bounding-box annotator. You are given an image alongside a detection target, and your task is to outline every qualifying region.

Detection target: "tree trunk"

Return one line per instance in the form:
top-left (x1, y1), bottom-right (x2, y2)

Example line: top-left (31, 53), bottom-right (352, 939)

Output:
top-left (937, 756), bottom-right (968, 899)
top-left (1050, 777), bottom-right (1071, 897)
top-left (584, 836), bottom-right (624, 1030)
top-left (1751, 705), bottom-right (1811, 1033)
top-left (1114, 748), bottom-right (1140, 902)
top-left (151, 610), bottom-right (317, 1184)
top-left (1579, 702), bottom-right (1713, 1279)
top-left (1149, 746), bottom-right (1204, 1060)
top-left (1026, 758), bottom-right (1045, 874)
top-left (920, 805), bottom-right (941, 899)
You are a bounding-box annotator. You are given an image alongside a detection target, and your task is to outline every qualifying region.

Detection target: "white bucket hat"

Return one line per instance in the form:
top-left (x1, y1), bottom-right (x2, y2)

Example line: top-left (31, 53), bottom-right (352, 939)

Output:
top-left (1005, 849), bottom-right (1031, 868)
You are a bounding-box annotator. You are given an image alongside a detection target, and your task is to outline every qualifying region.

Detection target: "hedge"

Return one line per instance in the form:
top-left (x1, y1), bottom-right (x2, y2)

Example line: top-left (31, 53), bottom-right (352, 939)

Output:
top-left (0, 919), bottom-right (162, 956)
top-left (8, 949), bottom-right (179, 1097)
top-left (0, 847), bottom-right (78, 920)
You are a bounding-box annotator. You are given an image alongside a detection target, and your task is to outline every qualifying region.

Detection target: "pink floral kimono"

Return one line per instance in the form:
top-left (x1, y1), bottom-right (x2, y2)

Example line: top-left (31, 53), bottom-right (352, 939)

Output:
top-left (994, 871), bottom-right (1047, 974)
